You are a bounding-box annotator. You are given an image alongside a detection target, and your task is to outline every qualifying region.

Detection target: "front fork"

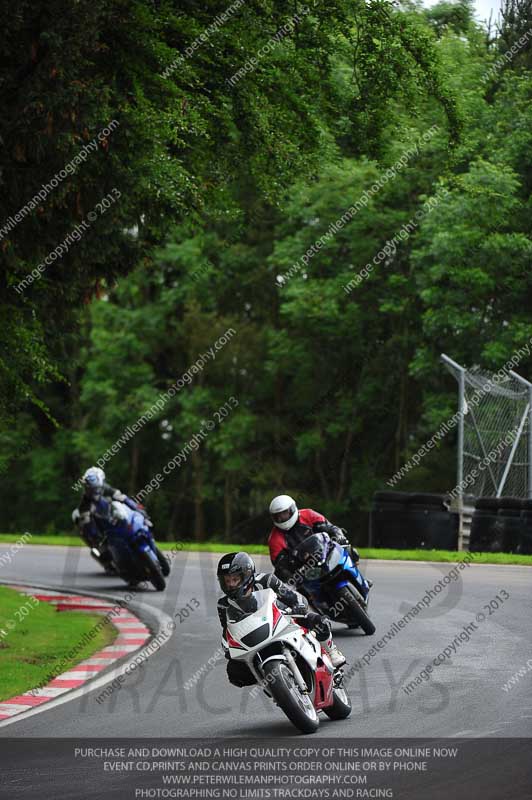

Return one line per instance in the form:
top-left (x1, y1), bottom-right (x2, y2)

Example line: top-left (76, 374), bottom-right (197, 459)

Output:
top-left (135, 535), bottom-right (159, 574)
top-left (283, 648), bottom-right (309, 693)
top-left (255, 647), bottom-right (309, 698)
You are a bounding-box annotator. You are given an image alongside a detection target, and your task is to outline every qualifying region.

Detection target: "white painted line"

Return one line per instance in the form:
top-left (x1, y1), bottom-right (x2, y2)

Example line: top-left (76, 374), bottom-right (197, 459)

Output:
top-left (81, 658), bottom-right (117, 666)
top-left (0, 704), bottom-right (33, 715)
top-left (54, 670), bottom-right (103, 680)
top-left (52, 598), bottom-right (110, 605)
top-left (101, 644), bottom-right (139, 653)
top-left (24, 687), bottom-right (71, 698)
top-left (113, 622), bottom-right (149, 629)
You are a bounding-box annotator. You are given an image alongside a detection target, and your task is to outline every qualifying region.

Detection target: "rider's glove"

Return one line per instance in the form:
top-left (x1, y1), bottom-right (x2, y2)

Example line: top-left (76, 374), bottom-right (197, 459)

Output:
top-left (333, 529), bottom-right (349, 546)
top-left (292, 601), bottom-right (309, 615)
top-left (305, 611), bottom-right (326, 628)
top-left (273, 551), bottom-right (293, 581)
top-left (313, 521), bottom-right (349, 546)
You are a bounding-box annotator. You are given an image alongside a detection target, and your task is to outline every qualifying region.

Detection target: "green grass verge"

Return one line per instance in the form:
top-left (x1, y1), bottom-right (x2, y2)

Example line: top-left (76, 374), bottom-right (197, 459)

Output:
top-left (0, 585), bottom-right (116, 703)
top-left (1, 533), bottom-right (532, 564)
top-left (360, 548), bottom-right (532, 565)
top-left (0, 533), bottom-right (82, 547)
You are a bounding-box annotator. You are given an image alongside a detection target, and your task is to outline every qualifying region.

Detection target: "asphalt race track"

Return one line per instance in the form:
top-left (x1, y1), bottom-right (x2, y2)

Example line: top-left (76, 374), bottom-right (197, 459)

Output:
top-left (1, 544), bottom-right (531, 739)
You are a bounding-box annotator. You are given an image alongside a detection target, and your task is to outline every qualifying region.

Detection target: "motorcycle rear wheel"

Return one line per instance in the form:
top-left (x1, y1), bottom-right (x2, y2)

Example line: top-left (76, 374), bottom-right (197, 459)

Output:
top-left (262, 661), bottom-right (319, 734)
top-left (338, 585), bottom-right (375, 635)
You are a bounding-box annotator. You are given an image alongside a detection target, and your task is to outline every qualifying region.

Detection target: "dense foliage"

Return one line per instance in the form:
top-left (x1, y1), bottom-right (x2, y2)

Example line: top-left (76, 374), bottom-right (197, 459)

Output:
top-left (1, 0), bottom-right (531, 541)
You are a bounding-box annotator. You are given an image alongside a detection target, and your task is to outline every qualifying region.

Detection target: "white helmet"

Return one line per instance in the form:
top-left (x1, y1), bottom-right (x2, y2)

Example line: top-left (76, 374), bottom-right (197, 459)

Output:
top-left (82, 466), bottom-right (105, 496)
top-left (269, 495), bottom-right (298, 531)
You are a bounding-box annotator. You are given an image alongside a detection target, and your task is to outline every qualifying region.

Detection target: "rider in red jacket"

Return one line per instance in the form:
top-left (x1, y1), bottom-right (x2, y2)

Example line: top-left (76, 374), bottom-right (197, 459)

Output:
top-left (267, 494), bottom-right (360, 581)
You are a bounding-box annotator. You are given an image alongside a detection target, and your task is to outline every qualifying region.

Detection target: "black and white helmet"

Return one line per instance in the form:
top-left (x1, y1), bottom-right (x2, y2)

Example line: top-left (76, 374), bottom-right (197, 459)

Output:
top-left (269, 494), bottom-right (298, 531)
top-left (217, 552), bottom-right (256, 599)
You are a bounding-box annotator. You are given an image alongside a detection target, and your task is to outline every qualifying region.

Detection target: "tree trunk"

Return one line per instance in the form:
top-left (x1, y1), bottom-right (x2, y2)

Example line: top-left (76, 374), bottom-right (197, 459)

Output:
top-left (274, 374), bottom-right (282, 452)
top-left (224, 473), bottom-right (232, 539)
top-left (337, 425), bottom-right (354, 503)
top-left (191, 448), bottom-right (205, 541)
top-left (395, 366), bottom-right (408, 472)
top-left (169, 474), bottom-right (186, 538)
top-left (315, 444), bottom-right (330, 500)
top-left (129, 439), bottom-right (140, 496)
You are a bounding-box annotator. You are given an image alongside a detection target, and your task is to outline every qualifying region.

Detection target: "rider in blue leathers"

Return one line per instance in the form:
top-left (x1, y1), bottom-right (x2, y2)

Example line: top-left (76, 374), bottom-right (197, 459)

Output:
top-left (72, 467), bottom-right (154, 572)
top-left (72, 466), bottom-right (148, 543)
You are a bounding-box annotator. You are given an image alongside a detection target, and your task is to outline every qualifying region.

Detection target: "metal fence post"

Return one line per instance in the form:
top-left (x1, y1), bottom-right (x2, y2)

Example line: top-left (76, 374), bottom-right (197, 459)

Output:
top-left (441, 354), bottom-right (465, 506)
top-left (441, 354), bottom-right (466, 548)
top-left (509, 370), bottom-right (532, 499)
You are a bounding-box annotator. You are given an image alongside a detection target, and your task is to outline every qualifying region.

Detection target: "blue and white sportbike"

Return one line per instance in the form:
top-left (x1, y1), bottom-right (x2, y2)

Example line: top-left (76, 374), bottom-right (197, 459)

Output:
top-left (94, 498), bottom-right (170, 591)
top-left (293, 533), bottom-right (375, 635)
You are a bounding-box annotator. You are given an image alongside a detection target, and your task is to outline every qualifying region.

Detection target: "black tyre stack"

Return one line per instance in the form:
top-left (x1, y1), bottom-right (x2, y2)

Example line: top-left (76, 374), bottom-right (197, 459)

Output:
top-left (370, 492), bottom-right (412, 549)
top-left (370, 491), bottom-right (458, 550)
top-left (498, 497), bottom-right (524, 553)
top-left (470, 496), bottom-right (532, 553)
top-left (521, 500), bottom-right (532, 554)
top-left (469, 497), bottom-right (501, 552)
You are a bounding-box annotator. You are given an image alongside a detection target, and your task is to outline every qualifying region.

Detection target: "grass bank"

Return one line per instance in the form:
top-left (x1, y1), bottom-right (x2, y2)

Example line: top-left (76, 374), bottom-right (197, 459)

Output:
top-left (1, 533), bottom-right (532, 565)
top-left (0, 585), bottom-right (116, 702)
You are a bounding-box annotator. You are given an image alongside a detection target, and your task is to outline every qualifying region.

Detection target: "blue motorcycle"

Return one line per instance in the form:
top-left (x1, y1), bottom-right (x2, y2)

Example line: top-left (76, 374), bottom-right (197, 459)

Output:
top-left (93, 498), bottom-right (169, 591)
top-left (293, 533), bottom-right (375, 635)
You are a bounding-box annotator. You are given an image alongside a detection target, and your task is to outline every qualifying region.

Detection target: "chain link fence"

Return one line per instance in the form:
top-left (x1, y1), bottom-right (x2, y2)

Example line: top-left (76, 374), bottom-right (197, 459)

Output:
top-left (442, 354), bottom-right (532, 501)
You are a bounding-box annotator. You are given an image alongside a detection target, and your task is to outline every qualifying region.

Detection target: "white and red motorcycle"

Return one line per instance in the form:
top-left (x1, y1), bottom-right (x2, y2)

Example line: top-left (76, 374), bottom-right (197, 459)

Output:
top-left (225, 588), bottom-right (351, 734)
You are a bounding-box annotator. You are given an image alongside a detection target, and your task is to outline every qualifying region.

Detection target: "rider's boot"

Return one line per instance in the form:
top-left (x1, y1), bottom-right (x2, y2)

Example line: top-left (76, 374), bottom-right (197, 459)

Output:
top-left (321, 636), bottom-right (346, 669)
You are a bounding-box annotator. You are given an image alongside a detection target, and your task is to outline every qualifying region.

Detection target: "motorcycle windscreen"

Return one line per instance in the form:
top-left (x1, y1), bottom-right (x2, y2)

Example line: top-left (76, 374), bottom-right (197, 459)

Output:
top-left (226, 588), bottom-right (273, 621)
top-left (226, 594), bottom-right (258, 623)
top-left (305, 543), bottom-right (341, 578)
top-left (327, 545), bottom-right (344, 570)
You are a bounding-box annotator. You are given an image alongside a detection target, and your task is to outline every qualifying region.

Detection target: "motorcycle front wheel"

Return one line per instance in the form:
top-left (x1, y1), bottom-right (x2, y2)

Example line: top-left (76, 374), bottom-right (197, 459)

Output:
top-left (262, 661), bottom-right (319, 734)
top-left (337, 585), bottom-right (375, 635)
top-left (323, 684), bottom-right (352, 720)
top-left (139, 549), bottom-right (166, 591)
top-left (155, 547), bottom-right (171, 577)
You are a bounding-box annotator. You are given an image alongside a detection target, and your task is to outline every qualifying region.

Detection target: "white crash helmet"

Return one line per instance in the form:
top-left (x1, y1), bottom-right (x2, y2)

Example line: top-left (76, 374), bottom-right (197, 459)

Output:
top-left (82, 467), bottom-right (105, 495)
top-left (269, 495), bottom-right (298, 531)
